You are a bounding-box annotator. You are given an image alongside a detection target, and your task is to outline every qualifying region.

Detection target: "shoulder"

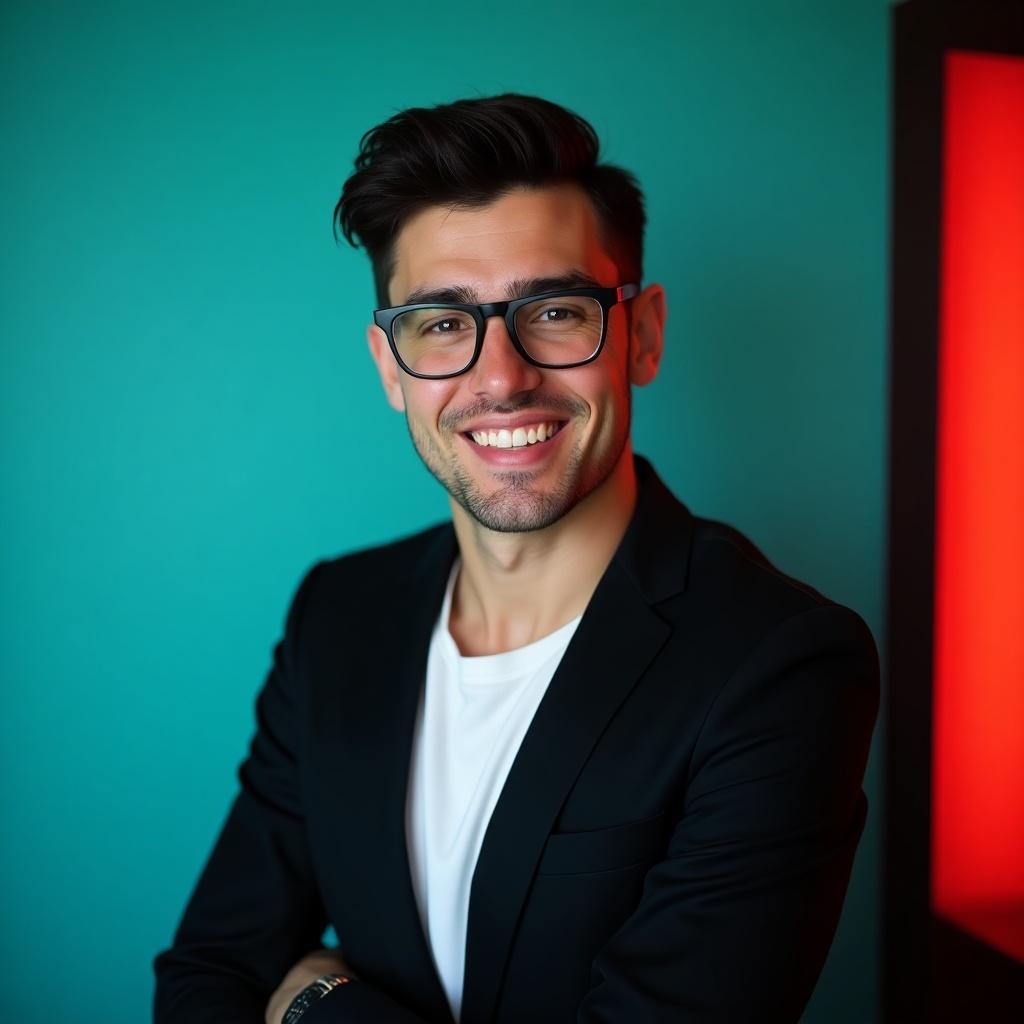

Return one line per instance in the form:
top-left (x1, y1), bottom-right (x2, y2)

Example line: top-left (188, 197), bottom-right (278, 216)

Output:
top-left (682, 512), bottom-right (878, 683)
top-left (275, 520), bottom-right (454, 655)
top-left (630, 456), bottom-right (865, 633)
top-left (319, 520), bottom-right (451, 579)
top-left (301, 520), bottom-right (454, 605)
top-left (690, 513), bottom-right (830, 609)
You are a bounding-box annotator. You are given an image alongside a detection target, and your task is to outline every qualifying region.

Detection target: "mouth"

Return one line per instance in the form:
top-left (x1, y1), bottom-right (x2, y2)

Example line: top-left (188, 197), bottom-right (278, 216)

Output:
top-left (464, 421), bottom-right (566, 449)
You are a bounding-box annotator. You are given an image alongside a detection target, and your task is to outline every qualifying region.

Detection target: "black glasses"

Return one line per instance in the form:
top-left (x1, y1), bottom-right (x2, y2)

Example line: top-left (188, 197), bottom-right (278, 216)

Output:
top-left (373, 283), bottom-right (640, 380)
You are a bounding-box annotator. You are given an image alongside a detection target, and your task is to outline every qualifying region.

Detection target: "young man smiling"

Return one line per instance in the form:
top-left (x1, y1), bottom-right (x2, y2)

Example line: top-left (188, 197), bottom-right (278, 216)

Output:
top-left (154, 95), bottom-right (879, 1024)
top-left (367, 183), bottom-right (662, 656)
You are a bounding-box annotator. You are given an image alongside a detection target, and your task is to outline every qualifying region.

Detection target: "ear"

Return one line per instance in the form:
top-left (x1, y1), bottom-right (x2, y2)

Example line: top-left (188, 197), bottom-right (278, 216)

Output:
top-left (367, 324), bottom-right (406, 412)
top-left (628, 283), bottom-right (666, 387)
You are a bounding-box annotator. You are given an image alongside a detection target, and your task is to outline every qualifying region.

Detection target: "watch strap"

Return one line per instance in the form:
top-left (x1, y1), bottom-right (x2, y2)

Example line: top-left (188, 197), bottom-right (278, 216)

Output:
top-left (281, 973), bottom-right (352, 1023)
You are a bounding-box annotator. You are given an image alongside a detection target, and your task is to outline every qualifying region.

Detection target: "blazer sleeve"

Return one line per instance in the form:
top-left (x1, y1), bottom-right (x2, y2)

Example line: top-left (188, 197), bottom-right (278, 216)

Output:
top-left (153, 562), bottom-right (331, 1023)
top-left (576, 603), bottom-right (880, 1024)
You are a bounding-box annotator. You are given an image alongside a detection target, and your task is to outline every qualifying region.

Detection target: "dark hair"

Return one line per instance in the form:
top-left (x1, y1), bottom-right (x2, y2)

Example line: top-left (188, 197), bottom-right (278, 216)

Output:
top-left (334, 93), bottom-right (646, 307)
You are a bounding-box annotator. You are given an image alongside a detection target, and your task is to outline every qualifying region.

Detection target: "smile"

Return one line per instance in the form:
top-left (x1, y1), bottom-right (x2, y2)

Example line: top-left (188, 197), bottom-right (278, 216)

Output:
top-left (467, 422), bottom-right (565, 449)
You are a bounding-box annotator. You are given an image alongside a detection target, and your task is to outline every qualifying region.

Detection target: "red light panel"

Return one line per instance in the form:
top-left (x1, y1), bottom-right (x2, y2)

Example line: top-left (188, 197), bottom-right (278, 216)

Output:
top-left (932, 49), bottom-right (1024, 964)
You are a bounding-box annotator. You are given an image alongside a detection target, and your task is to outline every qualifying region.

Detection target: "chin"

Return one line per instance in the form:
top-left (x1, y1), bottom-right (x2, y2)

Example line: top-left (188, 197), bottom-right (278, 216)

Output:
top-left (458, 491), bottom-right (576, 534)
top-left (447, 459), bottom-right (579, 533)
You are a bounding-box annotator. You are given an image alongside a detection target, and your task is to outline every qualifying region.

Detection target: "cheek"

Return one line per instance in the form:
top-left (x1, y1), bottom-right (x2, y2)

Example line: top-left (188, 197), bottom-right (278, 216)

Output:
top-left (574, 367), bottom-right (630, 428)
top-left (586, 385), bottom-right (631, 455)
top-left (404, 380), bottom-right (461, 429)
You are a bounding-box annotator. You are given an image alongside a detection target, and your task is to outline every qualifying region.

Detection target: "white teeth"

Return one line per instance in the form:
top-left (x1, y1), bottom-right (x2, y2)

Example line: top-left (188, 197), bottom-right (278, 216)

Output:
top-left (469, 422), bottom-right (562, 447)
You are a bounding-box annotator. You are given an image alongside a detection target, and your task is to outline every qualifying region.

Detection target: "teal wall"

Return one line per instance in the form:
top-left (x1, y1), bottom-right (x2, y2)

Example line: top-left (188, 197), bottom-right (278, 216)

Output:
top-left (1, 3), bottom-right (888, 1021)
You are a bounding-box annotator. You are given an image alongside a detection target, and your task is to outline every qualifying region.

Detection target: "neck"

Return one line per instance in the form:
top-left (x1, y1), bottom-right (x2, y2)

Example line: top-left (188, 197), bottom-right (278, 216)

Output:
top-left (447, 446), bottom-right (638, 656)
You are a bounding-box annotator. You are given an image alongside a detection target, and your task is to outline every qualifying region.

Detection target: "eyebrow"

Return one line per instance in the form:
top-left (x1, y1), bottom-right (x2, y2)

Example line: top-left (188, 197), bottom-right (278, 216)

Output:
top-left (402, 269), bottom-right (604, 306)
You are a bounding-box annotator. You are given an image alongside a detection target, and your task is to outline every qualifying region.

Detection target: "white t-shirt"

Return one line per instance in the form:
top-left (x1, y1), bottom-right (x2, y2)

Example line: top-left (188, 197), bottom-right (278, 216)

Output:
top-left (404, 559), bottom-right (582, 1022)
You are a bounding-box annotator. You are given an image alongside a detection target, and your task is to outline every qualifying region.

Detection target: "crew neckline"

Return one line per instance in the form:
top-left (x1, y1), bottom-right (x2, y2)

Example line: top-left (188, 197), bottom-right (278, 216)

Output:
top-left (436, 558), bottom-right (583, 684)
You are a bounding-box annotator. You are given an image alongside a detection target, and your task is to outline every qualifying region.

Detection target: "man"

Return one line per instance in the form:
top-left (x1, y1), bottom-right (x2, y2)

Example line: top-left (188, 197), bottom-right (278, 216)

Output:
top-left (154, 94), bottom-right (879, 1024)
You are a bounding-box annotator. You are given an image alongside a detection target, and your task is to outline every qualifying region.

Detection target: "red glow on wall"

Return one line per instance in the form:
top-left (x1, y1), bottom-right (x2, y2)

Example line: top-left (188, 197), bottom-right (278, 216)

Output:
top-left (932, 50), bottom-right (1024, 964)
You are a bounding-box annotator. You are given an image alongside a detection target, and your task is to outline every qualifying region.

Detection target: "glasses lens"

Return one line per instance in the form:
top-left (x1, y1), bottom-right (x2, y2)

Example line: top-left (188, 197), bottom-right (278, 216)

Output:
top-left (513, 295), bottom-right (604, 366)
top-left (392, 308), bottom-right (478, 377)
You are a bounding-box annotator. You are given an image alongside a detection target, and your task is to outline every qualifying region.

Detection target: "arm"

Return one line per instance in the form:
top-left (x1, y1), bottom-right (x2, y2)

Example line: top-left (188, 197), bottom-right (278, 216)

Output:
top-left (153, 564), bottom-right (331, 1023)
top-left (264, 947), bottom-right (358, 1024)
top-left (154, 563), bottom-right (435, 1024)
top-left (267, 953), bottom-right (434, 1024)
top-left (577, 604), bottom-right (880, 1023)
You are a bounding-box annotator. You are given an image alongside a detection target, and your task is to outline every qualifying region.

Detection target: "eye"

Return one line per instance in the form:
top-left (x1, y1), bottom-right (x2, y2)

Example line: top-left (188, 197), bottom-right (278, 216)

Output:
top-left (536, 306), bottom-right (580, 322)
top-left (425, 316), bottom-right (469, 334)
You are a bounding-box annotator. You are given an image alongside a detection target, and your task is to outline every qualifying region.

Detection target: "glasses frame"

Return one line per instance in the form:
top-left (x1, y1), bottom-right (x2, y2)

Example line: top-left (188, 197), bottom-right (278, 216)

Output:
top-left (373, 283), bottom-right (640, 380)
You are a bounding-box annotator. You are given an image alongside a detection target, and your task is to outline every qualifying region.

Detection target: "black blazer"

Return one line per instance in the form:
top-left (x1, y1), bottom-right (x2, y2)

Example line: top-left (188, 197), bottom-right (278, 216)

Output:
top-left (154, 457), bottom-right (879, 1024)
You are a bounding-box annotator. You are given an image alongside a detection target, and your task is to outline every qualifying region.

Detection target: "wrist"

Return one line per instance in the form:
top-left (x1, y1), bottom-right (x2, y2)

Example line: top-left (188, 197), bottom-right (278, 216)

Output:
top-left (280, 973), bottom-right (352, 1023)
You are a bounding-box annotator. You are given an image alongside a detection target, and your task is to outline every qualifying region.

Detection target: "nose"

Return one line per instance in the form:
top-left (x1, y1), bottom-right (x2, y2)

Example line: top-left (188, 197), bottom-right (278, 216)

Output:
top-left (465, 314), bottom-right (543, 399)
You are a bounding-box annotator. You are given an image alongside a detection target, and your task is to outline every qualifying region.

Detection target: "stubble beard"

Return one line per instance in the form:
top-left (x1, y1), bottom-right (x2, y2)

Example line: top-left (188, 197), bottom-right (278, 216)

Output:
top-left (404, 395), bottom-right (631, 534)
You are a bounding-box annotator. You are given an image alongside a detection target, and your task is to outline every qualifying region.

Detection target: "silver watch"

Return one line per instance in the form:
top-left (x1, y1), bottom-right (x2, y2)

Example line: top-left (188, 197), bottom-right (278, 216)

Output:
top-left (281, 973), bottom-right (351, 1023)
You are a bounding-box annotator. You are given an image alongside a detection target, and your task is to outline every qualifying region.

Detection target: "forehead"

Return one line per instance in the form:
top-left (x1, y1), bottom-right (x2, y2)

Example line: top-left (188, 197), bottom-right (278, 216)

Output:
top-left (388, 184), bottom-right (620, 305)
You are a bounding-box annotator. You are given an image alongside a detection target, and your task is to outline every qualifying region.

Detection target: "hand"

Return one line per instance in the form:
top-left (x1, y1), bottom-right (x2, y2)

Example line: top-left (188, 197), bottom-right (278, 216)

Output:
top-left (265, 946), bottom-right (359, 1024)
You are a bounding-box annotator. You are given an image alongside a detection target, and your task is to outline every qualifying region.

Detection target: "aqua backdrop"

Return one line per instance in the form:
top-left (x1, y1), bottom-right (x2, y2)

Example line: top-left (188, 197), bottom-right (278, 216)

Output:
top-left (1, 2), bottom-right (888, 1021)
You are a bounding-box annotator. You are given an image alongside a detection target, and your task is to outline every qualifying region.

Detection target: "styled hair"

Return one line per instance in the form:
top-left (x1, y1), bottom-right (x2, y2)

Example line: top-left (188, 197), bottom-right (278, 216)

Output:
top-left (334, 93), bottom-right (646, 306)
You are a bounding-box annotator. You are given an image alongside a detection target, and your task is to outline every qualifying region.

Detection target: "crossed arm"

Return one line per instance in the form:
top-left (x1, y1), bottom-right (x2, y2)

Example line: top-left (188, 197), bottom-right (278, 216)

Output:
top-left (153, 576), bottom-right (879, 1024)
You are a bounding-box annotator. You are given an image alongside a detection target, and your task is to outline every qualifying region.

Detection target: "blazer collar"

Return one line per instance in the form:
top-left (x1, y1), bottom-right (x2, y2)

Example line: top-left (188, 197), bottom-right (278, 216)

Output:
top-left (613, 454), bottom-right (694, 606)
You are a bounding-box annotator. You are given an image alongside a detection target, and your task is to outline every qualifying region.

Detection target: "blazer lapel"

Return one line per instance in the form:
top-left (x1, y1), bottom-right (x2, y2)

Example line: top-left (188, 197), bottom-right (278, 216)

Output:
top-left (313, 525), bottom-right (458, 1024)
top-left (460, 458), bottom-right (692, 1024)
